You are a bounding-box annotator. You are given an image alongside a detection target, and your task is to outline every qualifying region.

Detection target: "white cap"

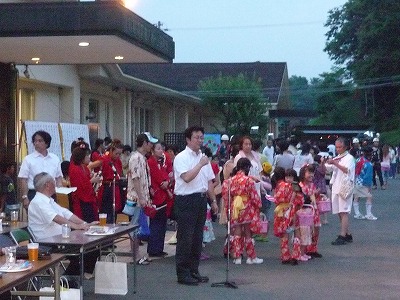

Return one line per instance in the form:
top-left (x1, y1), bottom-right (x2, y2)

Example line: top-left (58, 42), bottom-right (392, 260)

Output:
top-left (221, 134), bottom-right (229, 141)
top-left (143, 132), bottom-right (158, 143)
top-left (373, 138), bottom-right (379, 142)
top-left (352, 138), bottom-right (359, 144)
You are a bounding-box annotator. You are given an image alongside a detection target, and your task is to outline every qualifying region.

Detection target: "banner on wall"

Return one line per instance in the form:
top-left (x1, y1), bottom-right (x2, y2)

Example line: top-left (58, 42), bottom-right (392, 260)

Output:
top-left (203, 133), bottom-right (221, 156)
top-left (21, 121), bottom-right (90, 161)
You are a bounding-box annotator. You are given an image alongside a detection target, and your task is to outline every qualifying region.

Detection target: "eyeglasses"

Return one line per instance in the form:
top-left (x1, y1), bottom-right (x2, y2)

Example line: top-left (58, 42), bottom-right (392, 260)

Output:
top-left (192, 135), bottom-right (204, 141)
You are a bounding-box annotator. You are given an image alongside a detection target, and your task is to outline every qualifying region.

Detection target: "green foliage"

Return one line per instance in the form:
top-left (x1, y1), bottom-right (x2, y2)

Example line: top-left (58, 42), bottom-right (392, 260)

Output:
top-left (380, 129), bottom-right (400, 146)
top-left (324, 0), bottom-right (400, 131)
top-left (289, 76), bottom-right (315, 110)
top-left (198, 73), bottom-right (268, 136)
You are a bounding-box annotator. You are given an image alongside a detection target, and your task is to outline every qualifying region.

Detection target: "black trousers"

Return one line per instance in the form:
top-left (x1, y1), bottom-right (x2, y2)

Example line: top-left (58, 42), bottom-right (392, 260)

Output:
top-left (174, 193), bottom-right (207, 280)
top-left (372, 164), bottom-right (384, 187)
top-left (147, 207), bottom-right (168, 255)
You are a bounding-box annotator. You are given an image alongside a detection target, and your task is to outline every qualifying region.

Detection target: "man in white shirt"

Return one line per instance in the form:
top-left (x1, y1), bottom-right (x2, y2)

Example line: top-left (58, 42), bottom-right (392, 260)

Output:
top-left (18, 130), bottom-right (63, 209)
top-left (29, 172), bottom-right (96, 276)
top-left (262, 139), bottom-right (275, 165)
top-left (174, 126), bottom-right (218, 286)
top-left (326, 138), bottom-right (355, 245)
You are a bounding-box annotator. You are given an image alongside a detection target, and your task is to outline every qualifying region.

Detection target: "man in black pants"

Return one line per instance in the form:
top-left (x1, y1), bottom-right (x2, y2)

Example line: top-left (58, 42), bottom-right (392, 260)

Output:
top-left (173, 126), bottom-right (218, 286)
top-left (371, 138), bottom-right (384, 189)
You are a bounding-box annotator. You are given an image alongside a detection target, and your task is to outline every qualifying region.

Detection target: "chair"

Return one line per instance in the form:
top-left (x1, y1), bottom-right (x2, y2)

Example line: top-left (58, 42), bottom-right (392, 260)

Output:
top-left (56, 193), bottom-right (70, 210)
top-left (10, 228), bottom-right (32, 246)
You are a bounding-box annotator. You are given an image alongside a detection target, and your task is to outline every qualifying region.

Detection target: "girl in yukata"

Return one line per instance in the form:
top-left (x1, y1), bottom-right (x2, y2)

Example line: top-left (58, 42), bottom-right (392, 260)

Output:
top-left (299, 164), bottom-right (323, 259)
top-left (221, 157), bottom-right (263, 265)
top-left (272, 167), bottom-right (302, 265)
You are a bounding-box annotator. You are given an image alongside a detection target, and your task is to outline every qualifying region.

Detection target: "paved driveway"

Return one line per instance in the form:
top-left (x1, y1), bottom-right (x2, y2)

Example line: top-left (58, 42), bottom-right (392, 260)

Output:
top-left (84, 178), bottom-right (400, 300)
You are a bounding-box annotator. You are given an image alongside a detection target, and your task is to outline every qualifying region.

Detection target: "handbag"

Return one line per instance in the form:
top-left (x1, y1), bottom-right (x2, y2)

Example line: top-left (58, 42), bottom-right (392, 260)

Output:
top-left (95, 253), bottom-right (128, 295)
top-left (137, 208), bottom-right (150, 240)
top-left (39, 276), bottom-right (80, 300)
top-left (122, 199), bottom-right (136, 216)
top-left (339, 173), bottom-right (353, 199)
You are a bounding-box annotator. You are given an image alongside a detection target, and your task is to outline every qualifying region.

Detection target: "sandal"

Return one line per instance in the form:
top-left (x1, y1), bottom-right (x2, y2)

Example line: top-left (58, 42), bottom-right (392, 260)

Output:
top-left (137, 256), bottom-right (151, 265)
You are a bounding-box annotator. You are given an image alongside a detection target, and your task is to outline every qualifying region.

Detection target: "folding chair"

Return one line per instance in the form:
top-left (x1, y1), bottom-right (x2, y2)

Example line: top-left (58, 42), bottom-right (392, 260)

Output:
top-left (10, 228), bottom-right (32, 246)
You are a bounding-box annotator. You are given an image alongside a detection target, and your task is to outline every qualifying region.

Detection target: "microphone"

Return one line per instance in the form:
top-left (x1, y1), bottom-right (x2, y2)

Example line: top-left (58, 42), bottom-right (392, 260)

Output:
top-left (109, 162), bottom-right (117, 174)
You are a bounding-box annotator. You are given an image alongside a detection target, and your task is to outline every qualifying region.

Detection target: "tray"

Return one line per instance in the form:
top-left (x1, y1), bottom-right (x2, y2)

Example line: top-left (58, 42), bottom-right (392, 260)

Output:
top-left (84, 226), bottom-right (116, 236)
top-left (0, 260), bottom-right (32, 273)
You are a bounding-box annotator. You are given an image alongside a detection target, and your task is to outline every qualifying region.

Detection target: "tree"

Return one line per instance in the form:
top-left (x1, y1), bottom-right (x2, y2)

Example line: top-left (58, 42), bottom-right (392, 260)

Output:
top-left (289, 75), bottom-right (315, 110)
top-left (310, 68), bottom-right (366, 125)
top-left (324, 0), bottom-right (400, 131)
top-left (198, 73), bottom-right (269, 136)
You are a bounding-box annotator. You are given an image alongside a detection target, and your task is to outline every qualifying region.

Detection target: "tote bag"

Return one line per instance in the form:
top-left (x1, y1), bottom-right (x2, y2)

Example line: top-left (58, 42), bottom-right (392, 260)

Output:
top-left (339, 173), bottom-right (353, 199)
top-left (95, 253), bottom-right (128, 295)
top-left (39, 276), bottom-right (80, 300)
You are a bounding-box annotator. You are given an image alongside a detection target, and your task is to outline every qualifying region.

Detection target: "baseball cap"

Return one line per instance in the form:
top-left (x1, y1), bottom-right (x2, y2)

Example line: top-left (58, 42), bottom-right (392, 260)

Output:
top-left (143, 132), bottom-right (158, 143)
top-left (373, 138), bottom-right (379, 142)
top-left (352, 138), bottom-right (359, 144)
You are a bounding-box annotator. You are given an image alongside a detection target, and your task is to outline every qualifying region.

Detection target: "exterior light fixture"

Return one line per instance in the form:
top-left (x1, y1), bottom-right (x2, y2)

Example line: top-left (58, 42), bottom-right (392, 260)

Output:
top-left (79, 42), bottom-right (90, 47)
top-left (114, 56), bottom-right (124, 60)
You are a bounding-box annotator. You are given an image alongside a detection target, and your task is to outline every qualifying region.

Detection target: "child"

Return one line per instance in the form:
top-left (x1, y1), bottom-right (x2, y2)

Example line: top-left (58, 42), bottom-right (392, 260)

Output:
top-left (313, 155), bottom-right (328, 224)
top-left (0, 162), bottom-right (17, 213)
top-left (254, 161), bottom-right (273, 242)
top-left (299, 164), bottom-right (323, 258)
top-left (272, 167), bottom-right (302, 265)
top-left (353, 147), bottom-right (377, 220)
top-left (201, 203), bottom-right (215, 260)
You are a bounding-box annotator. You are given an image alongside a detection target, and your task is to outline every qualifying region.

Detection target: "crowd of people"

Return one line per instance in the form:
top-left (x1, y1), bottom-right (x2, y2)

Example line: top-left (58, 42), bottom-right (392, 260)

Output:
top-left (1, 127), bottom-right (399, 287)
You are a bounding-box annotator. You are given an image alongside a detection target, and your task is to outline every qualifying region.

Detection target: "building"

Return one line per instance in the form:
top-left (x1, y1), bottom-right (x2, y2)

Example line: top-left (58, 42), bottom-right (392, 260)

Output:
top-left (0, 0), bottom-right (203, 163)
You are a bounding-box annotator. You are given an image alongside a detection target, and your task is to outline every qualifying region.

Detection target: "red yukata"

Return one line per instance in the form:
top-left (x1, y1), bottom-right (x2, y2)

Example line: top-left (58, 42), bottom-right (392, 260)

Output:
top-left (97, 154), bottom-right (123, 222)
top-left (221, 171), bottom-right (262, 260)
top-left (273, 180), bottom-right (302, 261)
top-left (222, 171), bottom-right (262, 232)
top-left (69, 163), bottom-right (99, 222)
top-left (300, 181), bottom-right (321, 254)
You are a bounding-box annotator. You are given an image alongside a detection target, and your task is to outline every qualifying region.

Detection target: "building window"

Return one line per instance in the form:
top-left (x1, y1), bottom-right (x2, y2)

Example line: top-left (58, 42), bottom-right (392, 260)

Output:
top-left (19, 88), bottom-right (35, 121)
top-left (133, 106), bottom-right (154, 136)
top-left (87, 99), bottom-right (99, 123)
top-left (18, 88), bottom-right (35, 158)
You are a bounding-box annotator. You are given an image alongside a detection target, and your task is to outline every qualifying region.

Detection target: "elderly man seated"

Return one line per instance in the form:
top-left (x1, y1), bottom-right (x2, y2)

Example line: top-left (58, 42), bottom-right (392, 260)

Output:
top-left (28, 172), bottom-right (98, 278)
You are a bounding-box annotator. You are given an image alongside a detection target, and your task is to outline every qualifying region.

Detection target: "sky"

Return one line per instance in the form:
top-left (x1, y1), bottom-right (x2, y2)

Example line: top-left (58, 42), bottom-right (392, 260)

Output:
top-left (127, 0), bottom-right (348, 80)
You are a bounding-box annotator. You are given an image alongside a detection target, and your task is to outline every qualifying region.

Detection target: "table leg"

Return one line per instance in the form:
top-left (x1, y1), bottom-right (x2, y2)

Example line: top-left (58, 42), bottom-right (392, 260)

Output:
top-left (54, 262), bottom-right (61, 300)
top-left (80, 249), bottom-right (84, 300)
top-left (132, 233), bottom-right (137, 294)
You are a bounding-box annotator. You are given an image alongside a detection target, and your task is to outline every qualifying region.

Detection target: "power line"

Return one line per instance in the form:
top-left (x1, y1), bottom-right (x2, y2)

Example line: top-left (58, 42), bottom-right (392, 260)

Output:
top-left (164, 21), bottom-right (324, 32)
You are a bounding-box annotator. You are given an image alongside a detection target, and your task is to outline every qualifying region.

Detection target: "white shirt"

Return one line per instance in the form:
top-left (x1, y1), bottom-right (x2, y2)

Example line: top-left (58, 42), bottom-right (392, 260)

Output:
top-left (293, 153), bottom-right (314, 175)
top-left (28, 192), bottom-right (73, 240)
top-left (262, 145), bottom-right (275, 164)
top-left (174, 146), bottom-right (215, 195)
top-left (18, 150), bottom-right (62, 189)
top-left (326, 153), bottom-right (355, 196)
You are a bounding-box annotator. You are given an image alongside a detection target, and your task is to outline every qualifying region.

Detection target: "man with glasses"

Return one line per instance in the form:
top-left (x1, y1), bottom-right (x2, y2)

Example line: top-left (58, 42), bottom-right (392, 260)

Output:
top-left (173, 126), bottom-right (218, 286)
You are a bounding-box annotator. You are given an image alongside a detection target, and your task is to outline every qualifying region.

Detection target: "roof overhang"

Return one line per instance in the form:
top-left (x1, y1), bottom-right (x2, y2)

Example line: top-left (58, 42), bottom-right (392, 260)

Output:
top-left (78, 64), bottom-right (203, 105)
top-left (0, 1), bottom-right (175, 65)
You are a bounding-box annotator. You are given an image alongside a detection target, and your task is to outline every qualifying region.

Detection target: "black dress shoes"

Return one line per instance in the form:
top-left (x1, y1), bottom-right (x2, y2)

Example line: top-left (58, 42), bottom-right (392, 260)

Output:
top-left (178, 277), bottom-right (199, 286)
top-left (191, 272), bottom-right (209, 283)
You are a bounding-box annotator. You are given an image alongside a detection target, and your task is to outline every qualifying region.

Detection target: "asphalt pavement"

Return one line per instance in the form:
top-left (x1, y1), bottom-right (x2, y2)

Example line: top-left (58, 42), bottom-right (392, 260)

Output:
top-left (84, 177), bottom-right (400, 300)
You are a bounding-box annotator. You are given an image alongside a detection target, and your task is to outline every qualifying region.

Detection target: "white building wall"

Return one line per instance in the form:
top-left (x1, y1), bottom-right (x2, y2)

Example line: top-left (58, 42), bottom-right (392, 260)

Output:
top-left (17, 64), bottom-right (81, 123)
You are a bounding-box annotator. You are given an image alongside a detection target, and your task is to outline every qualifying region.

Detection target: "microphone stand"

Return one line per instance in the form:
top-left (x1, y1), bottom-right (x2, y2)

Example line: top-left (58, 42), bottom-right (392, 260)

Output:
top-left (211, 179), bottom-right (238, 289)
top-left (110, 162), bottom-right (117, 226)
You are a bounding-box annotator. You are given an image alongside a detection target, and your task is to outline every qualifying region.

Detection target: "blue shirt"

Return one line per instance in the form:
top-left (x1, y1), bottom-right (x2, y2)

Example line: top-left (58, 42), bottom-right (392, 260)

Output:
top-left (355, 157), bottom-right (373, 187)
